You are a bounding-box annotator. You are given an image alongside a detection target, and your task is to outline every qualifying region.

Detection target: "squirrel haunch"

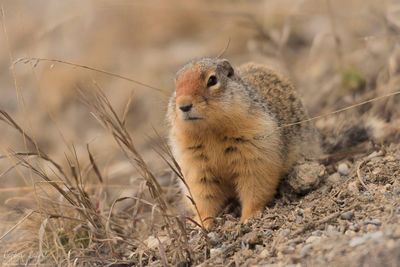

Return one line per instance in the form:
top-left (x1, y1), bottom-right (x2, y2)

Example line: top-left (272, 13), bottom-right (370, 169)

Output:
top-left (167, 58), bottom-right (318, 229)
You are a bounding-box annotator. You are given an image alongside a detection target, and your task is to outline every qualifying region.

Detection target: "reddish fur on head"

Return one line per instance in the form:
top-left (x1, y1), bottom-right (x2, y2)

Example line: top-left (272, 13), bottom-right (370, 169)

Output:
top-left (170, 58), bottom-right (236, 129)
top-left (175, 65), bottom-right (210, 110)
top-left (175, 66), bottom-right (202, 98)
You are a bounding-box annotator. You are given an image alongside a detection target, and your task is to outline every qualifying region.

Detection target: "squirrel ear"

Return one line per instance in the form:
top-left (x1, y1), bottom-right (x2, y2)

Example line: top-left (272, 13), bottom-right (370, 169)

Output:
top-left (220, 59), bottom-right (234, 77)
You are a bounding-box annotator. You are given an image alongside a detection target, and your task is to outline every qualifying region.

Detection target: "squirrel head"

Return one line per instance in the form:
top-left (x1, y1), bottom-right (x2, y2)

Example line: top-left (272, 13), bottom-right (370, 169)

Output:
top-left (171, 58), bottom-right (237, 128)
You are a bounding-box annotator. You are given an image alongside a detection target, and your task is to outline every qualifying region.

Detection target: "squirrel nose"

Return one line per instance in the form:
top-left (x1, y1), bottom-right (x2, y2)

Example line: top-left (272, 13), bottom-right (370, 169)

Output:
top-left (179, 103), bottom-right (193, 112)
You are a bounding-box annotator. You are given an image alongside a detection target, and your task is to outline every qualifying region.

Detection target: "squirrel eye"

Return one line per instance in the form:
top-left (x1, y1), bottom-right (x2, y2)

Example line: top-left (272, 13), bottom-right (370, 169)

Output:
top-left (207, 75), bottom-right (218, 87)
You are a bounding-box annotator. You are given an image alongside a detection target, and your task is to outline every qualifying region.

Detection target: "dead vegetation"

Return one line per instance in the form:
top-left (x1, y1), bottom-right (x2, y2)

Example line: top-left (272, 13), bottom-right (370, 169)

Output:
top-left (1, 0), bottom-right (400, 266)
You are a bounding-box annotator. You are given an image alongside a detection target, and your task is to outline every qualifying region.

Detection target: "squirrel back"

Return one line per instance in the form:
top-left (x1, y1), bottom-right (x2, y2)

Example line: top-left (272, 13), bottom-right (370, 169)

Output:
top-left (237, 63), bottom-right (319, 165)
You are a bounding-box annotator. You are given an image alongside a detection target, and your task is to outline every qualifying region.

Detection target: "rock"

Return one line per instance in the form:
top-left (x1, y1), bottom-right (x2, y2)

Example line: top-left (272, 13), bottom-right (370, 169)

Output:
top-left (348, 181), bottom-right (359, 194)
top-left (384, 155), bottom-right (396, 162)
top-left (145, 235), bottom-right (169, 250)
top-left (326, 225), bottom-right (339, 236)
top-left (319, 184), bottom-right (332, 194)
top-left (366, 224), bottom-right (378, 231)
top-left (223, 220), bottom-right (236, 230)
top-left (207, 232), bottom-right (220, 246)
top-left (259, 248), bottom-right (270, 258)
top-left (210, 248), bottom-right (222, 257)
top-left (286, 162), bottom-right (326, 194)
top-left (255, 245), bottom-right (264, 251)
top-left (345, 230), bottom-right (356, 236)
top-left (311, 230), bottom-right (323, 236)
top-left (239, 248), bottom-right (253, 258)
top-left (349, 223), bottom-right (361, 232)
top-left (327, 173), bottom-right (341, 184)
top-left (305, 236), bottom-right (321, 244)
top-left (300, 244), bottom-right (313, 257)
top-left (349, 231), bottom-right (383, 247)
top-left (338, 162), bottom-right (350, 176)
top-left (279, 229), bottom-right (291, 238)
top-left (243, 232), bottom-right (262, 246)
top-left (392, 226), bottom-right (400, 238)
top-left (372, 167), bottom-right (382, 175)
top-left (282, 245), bottom-right (295, 254)
top-left (341, 211), bottom-right (354, 220)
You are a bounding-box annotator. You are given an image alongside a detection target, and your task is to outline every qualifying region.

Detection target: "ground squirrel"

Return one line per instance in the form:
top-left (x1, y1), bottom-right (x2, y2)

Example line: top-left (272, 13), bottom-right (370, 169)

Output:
top-left (167, 58), bottom-right (319, 229)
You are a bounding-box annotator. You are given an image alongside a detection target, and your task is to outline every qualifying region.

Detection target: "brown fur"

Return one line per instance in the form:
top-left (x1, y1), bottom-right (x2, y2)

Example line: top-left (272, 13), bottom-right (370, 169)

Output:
top-left (167, 58), bottom-right (319, 229)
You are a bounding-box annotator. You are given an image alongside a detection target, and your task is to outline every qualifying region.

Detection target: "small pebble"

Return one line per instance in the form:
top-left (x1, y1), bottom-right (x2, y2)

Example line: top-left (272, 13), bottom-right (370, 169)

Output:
top-left (207, 232), bottom-right (220, 246)
top-left (286, 162), bottom-right (326, 193)
top-left (345, 230), bottom-right (356, 236)
top-left (240, 249), bottom-right (253, 258)
top-left (340, 211), bottom-right (354, 220)
top-left (319, 184), bottom-right (332, 194)
top-left (338, 163), bottom-right (350, 176)
top-left (296, 216), bottom-right (304, 224)
top-left (223, 220), bottom-right (236, 230)
top-left (366, 224), bottom-right (378, 231)
top-left (282, 245), bottom-right (295, 254)
top-left (305, 236), bottom-right (321, 244)
top-left (364, 219), bottom-right (382, 226)
top-left (327, 173), bottom-right (341, 184)
top-left (384, 184), bottom-right (392, 191)
top-left (280, 229), bottom-right (291, 237)
top-left (349, 231), bottom-right (383, 247)
top-left (210, 248), bottom-right (222, 257)
top-left (243, 232), bottom-right (261, 246)
top-left (326, 225), bottom-right (339, 236)
top-left (392, 226), bottom-right (400, 238)
top-left (288, 237), bottom-right (304, 245)
top-left (255, 244), bottom-right (263, 251)
top-left (259, 248), bottom-right (270, 258)
top-left (348, 181), bottom-right (359, 194)
top-left (311, 230), bottom-right (323, 236)
top-left (300, 244), bottom-right (313, 257)
top-left (349, 223), bottom-right (361, 232)
top-left (384, 155), bottom-right (396, 162)
top-left (372, 167), bottom-right (382, 175)
top-left (145, 236), bottom-right (161, 250)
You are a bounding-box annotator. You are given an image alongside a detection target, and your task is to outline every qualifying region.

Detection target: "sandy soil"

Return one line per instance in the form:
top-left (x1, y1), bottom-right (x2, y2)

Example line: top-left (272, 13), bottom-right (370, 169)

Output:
top-left (191, 144), bottom-right (400, 266)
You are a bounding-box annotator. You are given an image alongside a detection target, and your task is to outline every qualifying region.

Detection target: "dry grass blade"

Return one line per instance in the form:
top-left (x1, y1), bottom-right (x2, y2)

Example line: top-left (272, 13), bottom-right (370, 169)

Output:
top-left (80, 85), bottom-right (192, 264)
top-left (0, 210), bottom-right (34, 241)
top-left (122, 91), bottom-right (135, 127)
top-left (0, 161), bottom-right (22, 178)
top-left (0, 110), bottom-right (113, 250)
top-left (216, 37), bottom-right (231, 58)
top-left (80, 86), bottom-right (164, 199)
top-left (0, 110), bottom-right (66, 177)
top-left (86, 144), bottom-right (103, 184)
top-left (14, 57), bottom-right (166, 93)
top-left (280, 90), bottom-right (400, 129)
top-left (13, 153), bottom-right (77, 207)
top-left (356, 160), bottom-right (370, 192)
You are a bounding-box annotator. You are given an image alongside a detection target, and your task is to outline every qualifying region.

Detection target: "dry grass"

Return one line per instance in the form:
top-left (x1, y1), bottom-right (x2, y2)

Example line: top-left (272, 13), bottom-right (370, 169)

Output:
top-left (0, 89), bottom-right (209, 265)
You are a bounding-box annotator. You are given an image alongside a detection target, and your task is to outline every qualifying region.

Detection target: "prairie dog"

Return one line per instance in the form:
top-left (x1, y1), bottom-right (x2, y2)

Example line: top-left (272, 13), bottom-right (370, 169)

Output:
top-left (167, 58), bottom-right (318, 229)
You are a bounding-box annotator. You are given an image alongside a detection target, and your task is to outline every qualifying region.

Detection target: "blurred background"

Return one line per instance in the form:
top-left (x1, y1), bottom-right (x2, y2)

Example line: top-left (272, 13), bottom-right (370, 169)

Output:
top-left (1, 0), bottom-right (400, 208)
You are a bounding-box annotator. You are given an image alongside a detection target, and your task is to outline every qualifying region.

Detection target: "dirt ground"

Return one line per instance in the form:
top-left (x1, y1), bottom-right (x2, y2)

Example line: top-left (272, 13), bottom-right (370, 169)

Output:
top-left (192, 144), bottom-right (400, 266)
top-left (1, 0), bottom-right (400, 266)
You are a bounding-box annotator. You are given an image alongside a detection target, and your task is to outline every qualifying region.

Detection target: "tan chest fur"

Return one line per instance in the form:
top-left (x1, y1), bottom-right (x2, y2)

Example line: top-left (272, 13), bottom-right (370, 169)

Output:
top-left (172, 111), bottom-right (283, 188)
